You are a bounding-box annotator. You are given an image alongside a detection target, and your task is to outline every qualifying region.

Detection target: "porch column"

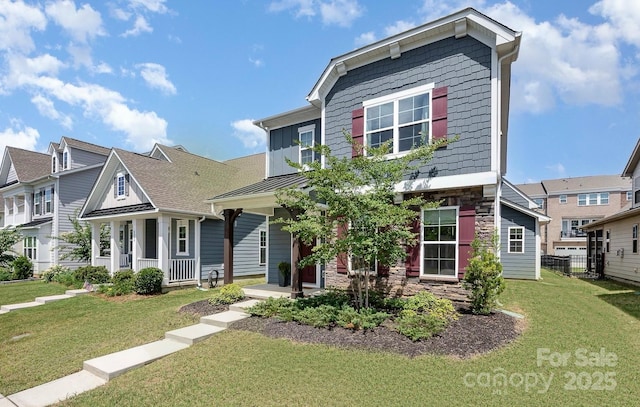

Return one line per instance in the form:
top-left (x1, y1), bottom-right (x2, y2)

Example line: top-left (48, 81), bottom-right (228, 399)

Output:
top-left (158, 215), bottom-right (170, 285)
top-left (223, 208), bottom-right (242, 285)
top-left (132, 218), bottom-right (144, 272)
top-left (90, 222), bottom-right (100, 266)
top-left (24, 194), bottom-right (32, 223)
top-left (195, 218), bottom-right (202, 286)
top-left (109, 220), bottom-right (119, 276)
top-left (284, 206), bottom-right (304, 299)
top-left (3, 198), bottom-right (9, 226)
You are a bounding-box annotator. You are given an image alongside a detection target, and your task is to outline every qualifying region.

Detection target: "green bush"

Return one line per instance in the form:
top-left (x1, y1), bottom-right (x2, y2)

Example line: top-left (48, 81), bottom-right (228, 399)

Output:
top-left (336, 305), bottom-right (389, 330)
top-left (12, 255), bottom-right (33, 280)
top-left (41, 265), bottom-right (71, 283)
top-left (53, 270), bottom-right (78, 287)
top-left (396, 310), bottom-right (449, 341)
top-left (402, 291), bottom-right (458, 321)
top-left (292, 304), bottom-right (338, 328)
top-left (111, 269), bottom-right (135, 296)
top-left (462, 234), bottom-right (505, 315)
top-left (209, 283), bottom-right (245, 305)
top-left (134, 267), bottom-right (164, 295)
top-left (296, 289), bottom-right (351, 309)
top-left (73, 265), bottom-right (110, 284)
top-left (247, 297), bottom-right (293, 318)
top-left (0, 267), bottom-right (12, 281)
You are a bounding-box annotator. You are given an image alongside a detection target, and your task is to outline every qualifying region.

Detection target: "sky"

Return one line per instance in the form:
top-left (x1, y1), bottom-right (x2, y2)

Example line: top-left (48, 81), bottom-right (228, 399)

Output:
top-left (1, 0), bottom-right (639, 185)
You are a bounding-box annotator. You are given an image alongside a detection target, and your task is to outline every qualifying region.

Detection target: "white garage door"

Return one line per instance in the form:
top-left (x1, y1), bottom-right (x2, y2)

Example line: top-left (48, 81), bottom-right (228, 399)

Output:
top-left (554, 247), bottom-right (587, 256)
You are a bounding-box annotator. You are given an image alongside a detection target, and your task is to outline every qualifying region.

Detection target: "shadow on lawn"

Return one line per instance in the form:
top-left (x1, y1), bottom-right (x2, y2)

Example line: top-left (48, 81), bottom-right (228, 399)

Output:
top-left (596, 291), bottom-right (640, 321)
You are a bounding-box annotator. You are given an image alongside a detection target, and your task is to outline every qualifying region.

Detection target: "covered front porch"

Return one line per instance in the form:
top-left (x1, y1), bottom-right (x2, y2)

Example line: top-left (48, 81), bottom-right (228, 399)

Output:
top-left (87, 212), bottom-right (202, 285)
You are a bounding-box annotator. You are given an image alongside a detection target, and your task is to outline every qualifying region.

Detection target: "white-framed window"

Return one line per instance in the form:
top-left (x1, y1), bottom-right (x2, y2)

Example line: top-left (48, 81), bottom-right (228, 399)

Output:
top-left (44, 187), bottom-right (52, 214)
top-left (533, 198), bottom-right (544, 209)
top-left (605, 230), bottom-right (610, 253)
top-left (363, 83), bottom-right (434, 156)
top-left (508, 227), bottom-right (524, 253)
top-left (578, 192), bottom-right (609, 206)
top-left (627, 191), bottom-right (632, 201)
top-left (561, 218), bottom-right (597, 238)
top-left (62, 149), bottom-right (69, 170)
top-left (633, 224), bottom-right (638, 254)
top-left (116, 173), bottom-right (126, 198)
top-left (422, 206), bottom-right (457, 276)
top-left (298, 124), bottom-right (316, 166)
top-left (33, 191), bottom-right (41, 215)
top-left (559, 195), bottom-right (567, 204)
top-left (24, 236), bottom-right (37, 260)
top-left (176, 220), bottom-right (189, 255)
top-left (52, 155), bottom-right (57, 173)
top-left (259, 229), bottom-right (267, 265)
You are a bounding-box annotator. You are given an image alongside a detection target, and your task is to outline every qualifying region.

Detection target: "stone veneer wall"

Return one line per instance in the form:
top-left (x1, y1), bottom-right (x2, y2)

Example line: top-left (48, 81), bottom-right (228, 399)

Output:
top-left (324, 187), bottom-right (495, 302)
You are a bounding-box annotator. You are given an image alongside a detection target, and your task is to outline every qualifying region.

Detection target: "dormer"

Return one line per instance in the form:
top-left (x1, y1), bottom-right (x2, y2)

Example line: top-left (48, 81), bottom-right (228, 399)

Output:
top-left (51, 152), bottom-right (58, 173)
top-left (623, 139), bottom-right (640, 209)
top-left (62, 145), bottom-right (70, 171)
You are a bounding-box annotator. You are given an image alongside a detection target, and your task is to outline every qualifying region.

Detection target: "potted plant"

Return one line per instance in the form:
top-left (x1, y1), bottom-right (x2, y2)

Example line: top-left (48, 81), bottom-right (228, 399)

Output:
top-left (277, 261), bottom-right (291, 287)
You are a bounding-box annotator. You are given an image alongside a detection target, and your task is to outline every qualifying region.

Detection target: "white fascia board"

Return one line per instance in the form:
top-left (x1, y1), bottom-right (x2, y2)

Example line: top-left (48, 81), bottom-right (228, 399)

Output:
top-left (253, 105), bottom-right (320, 131)
top-left (500, 198), bottom-right (551, 223)
top-left (395, 171), bottom-right (498, 193)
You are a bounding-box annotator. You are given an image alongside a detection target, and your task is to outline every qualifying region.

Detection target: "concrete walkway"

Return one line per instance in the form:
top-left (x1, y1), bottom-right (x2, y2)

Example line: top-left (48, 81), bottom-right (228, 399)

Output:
top-left (1, 287), bottom-right (285, 407)
top-left (0, 289), bottom-right (90, 315)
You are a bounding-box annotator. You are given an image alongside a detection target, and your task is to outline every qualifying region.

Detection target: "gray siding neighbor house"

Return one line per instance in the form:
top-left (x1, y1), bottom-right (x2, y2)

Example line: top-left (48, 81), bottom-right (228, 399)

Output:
top-left (79, 145), bottom-right (266, 287)
top-left (0, 137), bottom-right (110, 273)
top-left (208, 8), bottom-right (549, 297)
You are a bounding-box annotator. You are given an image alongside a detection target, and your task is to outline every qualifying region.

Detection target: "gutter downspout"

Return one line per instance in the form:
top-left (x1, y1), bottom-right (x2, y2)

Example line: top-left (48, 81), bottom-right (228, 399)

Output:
top-left (197, 216), bottom-right (206, 288)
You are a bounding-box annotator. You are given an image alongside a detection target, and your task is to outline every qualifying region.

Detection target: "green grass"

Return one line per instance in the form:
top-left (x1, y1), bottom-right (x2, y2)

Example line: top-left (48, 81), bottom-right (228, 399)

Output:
top-left (0, 280), bottom-right (68, 305)
top-left (0, 277), bottom-right (264, 395)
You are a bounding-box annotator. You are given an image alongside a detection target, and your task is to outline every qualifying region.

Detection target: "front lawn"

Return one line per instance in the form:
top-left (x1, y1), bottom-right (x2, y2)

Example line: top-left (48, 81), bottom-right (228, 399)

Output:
top-left (58, 270), bottom-right (640, 406)
top-left (0, 280), bottom-right (68, 305)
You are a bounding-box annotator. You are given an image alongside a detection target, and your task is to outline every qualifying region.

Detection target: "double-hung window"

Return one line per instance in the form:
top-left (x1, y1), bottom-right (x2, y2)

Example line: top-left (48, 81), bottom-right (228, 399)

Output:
top-left (422, 207), bottom-right (457, 276)
top-left (24, 236), bottom-right (37, 260)
top-left (62, 150), bottom-right (69, 170)
top-left (559, 195), bottom-right (567, 204)
top-left (176, 220), bottom-right (189, 255)
top-left (34, 191), bottom-right (41, 215)
top-left (44, 187), bottom-right (52, 214)
top-left (633, 224), bottom-right (638, 254)
top-left (508, 227), bottom-right (524, 253)
top-left (578, 192), bottom-right (609, 206)
top-left (259, 230), bottom-right (267, 265)
top-left (298, 124), bottom-right (315, 166)
top-left (363, 83), bottom-right (433, 155)
top-left (116, 173), bottom-right (126, 198)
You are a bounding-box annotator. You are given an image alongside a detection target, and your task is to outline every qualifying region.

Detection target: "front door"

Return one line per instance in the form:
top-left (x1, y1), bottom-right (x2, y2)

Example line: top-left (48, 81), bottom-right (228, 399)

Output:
top-left (300, 242), bottom-right (316, 285)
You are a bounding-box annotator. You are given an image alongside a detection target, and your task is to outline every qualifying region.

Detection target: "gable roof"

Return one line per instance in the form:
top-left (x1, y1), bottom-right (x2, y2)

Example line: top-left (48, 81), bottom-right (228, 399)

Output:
top-left (515, 182), bottom-right (546, 198)
top-left (60, 137), bottom-right (110, 156)
top-left (623, 138), bottom-right (640, 177)
top-left (541, 175), bottom-right (630, 195)
top-left (1, 147), bottom-right (50, 185)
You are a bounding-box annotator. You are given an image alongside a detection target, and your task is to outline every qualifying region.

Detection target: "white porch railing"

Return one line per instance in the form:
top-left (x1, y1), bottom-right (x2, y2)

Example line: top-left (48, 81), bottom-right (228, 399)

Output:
top-left (169, 259), bottom-right (196, 283)
top-left (120, 253), bottom-right (131, 269)
top-left (138, 258), bottom-right (159, 270)
top-left (95, 256), bottom-right (110, 269)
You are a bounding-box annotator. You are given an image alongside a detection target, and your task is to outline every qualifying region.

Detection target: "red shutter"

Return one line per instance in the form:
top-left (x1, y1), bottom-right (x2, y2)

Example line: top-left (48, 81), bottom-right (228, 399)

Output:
top-left (432, 86), bottom-right (447, 143)
top-left (336, 221), bottom-right (348, 274)
top-left (405, 211), bottom-right (421, 277)
top-left (351, 108), bottom-right (364, 157)
top-left (458, 205), bottom-right (476, 278)
top-left (377, 262), bottom-right (389, 277)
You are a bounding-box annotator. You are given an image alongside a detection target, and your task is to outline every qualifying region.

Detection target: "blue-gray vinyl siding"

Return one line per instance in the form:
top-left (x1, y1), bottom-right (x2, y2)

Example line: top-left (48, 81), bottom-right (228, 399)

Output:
top-left (267, 208), bottom-right (292, 284)
top-left (269, 118), bottom-right (321, 177)
top-left (501, 205), bottom-right (537, 279)
top-left (200, 214), bottom-right (267, 280)
top-left (69, 148), bottom-right (107, 169)
top-left (502, 182), bottom-right (531, 208)
top-left (170, 219), bottom-right (196, 259)
top-left (325, 36), bottom-right (492, 179)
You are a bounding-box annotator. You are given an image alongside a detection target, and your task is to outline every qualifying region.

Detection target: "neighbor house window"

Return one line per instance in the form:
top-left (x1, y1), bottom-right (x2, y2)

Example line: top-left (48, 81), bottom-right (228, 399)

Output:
top-left (533, 198), bottom-right (544, 209)
top-left (116, 173), bottom-right (126, 198)
top-left (605, 230), bottom-right (610, 253)
top-left (627, 191), bottom-right (632, 201)
top-left (422, 207), bottom-right (457, 276)
top-left (23, 236), bottom-right (37, 261)
top-left (176, 220), bottom-right (189, 255)
top-left (633, 224), bottom-right (638, 254)
top-left (578, 192), bottom-right (609, 206)
top-left (561, 218), bottom-right (597, 238)
top-left (559, 195), bottom-right (567, 204)
top-left (298, 124), bottom-right (316, 166)
top-left (508, 227), bottom-right (524, 253)
top-left (33, 191), bottom-right (41, 215)
top-left (259, 229), bottom-right (267, 265)
top-left (364, 83), bottom-right (433, 155)
top-left (44, 187), bottom-right (52, 213)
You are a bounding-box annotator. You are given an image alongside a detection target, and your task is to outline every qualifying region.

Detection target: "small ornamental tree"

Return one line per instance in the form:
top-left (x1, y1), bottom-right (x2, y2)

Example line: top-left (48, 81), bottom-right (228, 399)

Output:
top-left (275, 131), bottom-right (451, 308)
top-left (0, 227), bottom-right (22, 267)
top-left (462, 233), bottom-right (505, 315)
top-left (55, 212), bottom-right (110, 264)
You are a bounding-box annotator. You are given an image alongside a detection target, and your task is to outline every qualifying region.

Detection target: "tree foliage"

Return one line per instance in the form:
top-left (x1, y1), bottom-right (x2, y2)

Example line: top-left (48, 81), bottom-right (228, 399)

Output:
top-left (462, 233), bottom-right (505, 315)
top-left (55, 213), bottom-right (110, 263)
top-left (0, 227), bottom-right (22, 267)
top-left (275, 131), bottom-right (451, 307)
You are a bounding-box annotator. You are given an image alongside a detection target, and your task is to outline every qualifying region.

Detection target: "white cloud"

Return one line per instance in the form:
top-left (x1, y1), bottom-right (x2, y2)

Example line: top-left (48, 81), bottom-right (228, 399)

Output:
top-left (268, 0), bottom-right (363, 26)
top-left (128, 0), bottom-right (169, 14)
top-left (0, 0), bottom-right (47, 53)
top-left (231, 119), bottom-right (266, 149)
top-left (111, 7), bottom-right (132, 21)
top-left (354, 31), bottom-right (375, 47)
top-left (31, 94), bottom-right (73, 129)
top-left (45, 0), bottom-right (105, 43)
top-left (418, 0), bottom-right (487, 21)
top-left (268, 0), bottom-right (315, 18)
top-left (0, 122), bottom-right (40, 153)
top-left (121, 15), bottom-right (153, 37)
top-left (384, 20), bottom-right (416, 37)
top-left (94, 62), bottom-right (113, 74)
top-left (545, 163), bottom-right (566, 177)
top-left (590, 0), bottom-right (640, 47)
top-left (136, 63), bottom-right (176, 95)
top-left (249, 57), bottom-right (264, 68)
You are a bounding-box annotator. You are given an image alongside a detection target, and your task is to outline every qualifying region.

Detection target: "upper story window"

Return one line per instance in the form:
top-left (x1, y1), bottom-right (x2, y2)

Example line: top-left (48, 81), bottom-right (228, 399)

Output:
top-left (176, 220), bottom-right (189, 255)
top-left (627, 191), bottom-right (632, 201)
top-left (33, 191), bottom-right (41, 215)
top-left (559, 195), bottom-right (567, 204)
top-left (44, 187), bottom-right (52, 214)
top-left (363, 83), bottom-right (433, 155)
top-left (577, 192), bottom-right (609, 206)
top-left (115, 172), bottom-right (129, 199)
top-left (52, 155), bottom-right (57, 173)
top-left (62, 149), bottom-right (69, 170)
top-left (298, 124), bottom-right (316, 166)
top-left (533, 198), bottom-right (544, 209)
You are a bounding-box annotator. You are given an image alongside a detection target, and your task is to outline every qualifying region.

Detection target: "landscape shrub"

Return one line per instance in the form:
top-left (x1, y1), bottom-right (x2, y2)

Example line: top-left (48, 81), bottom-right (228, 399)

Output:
top-left (12, 255), bottom-right (33, 280)
top-left (336, 305), bottom-right (389, 330)
top-left (247, 296), bottom-right (293, 318)
top-left (209, 283), bottom-right (245, 305)
top-left (296, 289), bottom-right (351, 309)
top-left (53, 270), bottom-right (78, 287)
top-left (0, 267), bottom-right (11, 281)
top-left (292, 304), bottom-right (338, 328)
top-left (111, 269), bottom-right (135, 296)
top-left (395, 310), bottom-right (449, 341)
top-left (402, 291), bottom-right (458, 321)
top-left (134, 267), bottom-right (163, 295)
top-left (41, 265), bottom-right (71, 283)
top-left (462, 234), bottom-right (505, 315)
top-left (73, 265), bottom-right (110, 284)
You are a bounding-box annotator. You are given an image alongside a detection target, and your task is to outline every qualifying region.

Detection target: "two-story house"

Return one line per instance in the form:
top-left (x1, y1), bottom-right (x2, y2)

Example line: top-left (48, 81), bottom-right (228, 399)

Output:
top-left (0, 137), bottom-right (109, 273)
top-left (79, 144), bottom-right (266, 287)
top-left (208, 8), bottom-right (549, 298)
top-left (583, 140), bottom-right (640, 284)
top-left (518, 175), bottom-right (631, 256)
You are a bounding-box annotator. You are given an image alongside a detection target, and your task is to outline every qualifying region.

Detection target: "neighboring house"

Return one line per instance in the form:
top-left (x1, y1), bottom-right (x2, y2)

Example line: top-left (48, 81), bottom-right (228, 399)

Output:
top-left (517, 175), bottom-right (631, 256)
top-left (208, 7), bottom-right (549, 298)
top-left (79, 144), bottom-right (265, 287)
top-left (583, 139), bottom-right (640, 284)
top-left (0, 137), bottom-right (110, 273)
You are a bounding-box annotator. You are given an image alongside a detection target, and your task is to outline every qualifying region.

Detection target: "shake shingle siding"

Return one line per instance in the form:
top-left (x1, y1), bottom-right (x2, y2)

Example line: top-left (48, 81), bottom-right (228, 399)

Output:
top-left (269, 118), bottom-right (321, 177)
top-left (325, 36), bottom-right (492, 177)
top-left (501, 205), bottom-right (536, 279)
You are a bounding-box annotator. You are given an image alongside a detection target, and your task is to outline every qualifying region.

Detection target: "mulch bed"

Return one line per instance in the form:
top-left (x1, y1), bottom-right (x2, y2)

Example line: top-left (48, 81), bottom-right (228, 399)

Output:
top-left (179, 299), bottom-right (524, 359)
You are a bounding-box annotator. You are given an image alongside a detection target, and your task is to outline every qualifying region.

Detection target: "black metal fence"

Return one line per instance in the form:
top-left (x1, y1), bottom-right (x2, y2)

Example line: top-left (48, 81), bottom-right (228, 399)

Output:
top-left (541, 254), bottom-right (599, 278)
